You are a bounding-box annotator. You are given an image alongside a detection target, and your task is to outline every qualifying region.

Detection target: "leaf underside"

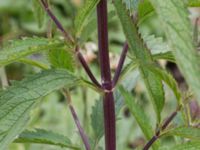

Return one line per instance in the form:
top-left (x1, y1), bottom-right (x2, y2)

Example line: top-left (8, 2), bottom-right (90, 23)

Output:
top-left (149, 0), bottom-right (200, 101)
top-left (0, 69), bottom-right (79, 149)
top-left (114, 0), bottom-right (164, 122)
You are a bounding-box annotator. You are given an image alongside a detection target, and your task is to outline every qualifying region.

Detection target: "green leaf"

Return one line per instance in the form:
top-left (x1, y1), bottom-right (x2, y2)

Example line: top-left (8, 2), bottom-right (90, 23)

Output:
top-left (0, 37), bottom-right (64, 67)
top-left (74, 0), bottom-right (99, 38)
top-left (143, 35), bottom-right (171, 54)
top-left (0, 69), bottom-right (80, 149)
top-left (114, 0), bottom-right (164, 122)
top-left (153, 52), bottom-right (175, 63)
top-left (48, 47), bottom-right (76, 72)
top-left (32, 0), bottom-right (45, 28)
top-left (136, 0), bottom-right (200, 25)
top-left (163, 127), bottom-right (200, 140)
top-left (159, 141), bottom-right (200, 150)
top-left (147, 65), bottom-right (181, 103)
top-left (138, 0), bottom-right (154, 23)
top-left (123, 0), bottom-right (140, 14)
top-left (119, 86), bottom-right (159, 150)
top-left (18, 58), bottom-right (49, 70)
top-left (90, 99), bottom-right (104, 147)
top-left (149, 0), bottom-right (200, 100)
top-left (188, 0), bottom-right (200, 6)
top-left (14, 128), bottom-right (80, 149)
top-left (142, 35), bottom-right (175, 62)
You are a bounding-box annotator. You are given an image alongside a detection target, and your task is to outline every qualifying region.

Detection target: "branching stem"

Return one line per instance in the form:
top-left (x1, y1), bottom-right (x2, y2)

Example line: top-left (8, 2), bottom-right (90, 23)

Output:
top-left (40, 0), bottom-right (74, 43)
top-left (112, 42), bottom-right (128, 87)
top-left (62, 89), bottom-right (91, 150)
top-left (41, 0), bottom-right (101, 88)
top-left (97, 0), bottom-right (116, 149)
top-left (143, 106), bottom-right (181, 150)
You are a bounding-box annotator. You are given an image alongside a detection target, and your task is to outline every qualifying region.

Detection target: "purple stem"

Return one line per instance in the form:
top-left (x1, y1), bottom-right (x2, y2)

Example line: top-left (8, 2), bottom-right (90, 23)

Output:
top-left (63, 89), bottom-right (91, 150)
top-left (97, 0), bottom-right (116, 149)
top-left (76, 48), bottom-right (102, 88)
top-left (40, 0), bottom-right (74, 43)
top-left (69, 104), bottom-right (91, 150)
top-left (112, 42), bottom-right (128, 87)
top-left (143, 110), bottom-right (178, 150)
top-left (41, 0), bottom-right (101, 88)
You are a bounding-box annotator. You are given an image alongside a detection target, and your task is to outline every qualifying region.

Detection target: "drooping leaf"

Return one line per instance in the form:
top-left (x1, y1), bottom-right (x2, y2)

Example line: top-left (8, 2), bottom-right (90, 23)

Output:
top-left (149, 0), bottom-right (200, 101)
top-left (114, 0), bottom-right (164, 122)
top-left (14, 128), bottom-right (80, 149)
top-left (159, 141), bottom-right (200, 150)
top-left (0, 69), bottom-right (80, 149)
top-left (163, 127), bottom-right (200, 140)
top-left (48, 47), bottom-right (76, 72)
top-left (74, 0), bottom-right (100, 37)
top-left (0, 37), bottom-right (64, 67)
top-left (32, 0), bottom-right (45, 28)
top-left (146, 65), bottom-right (181, 103)
top-left (120, 86), bottom-right (159, 150)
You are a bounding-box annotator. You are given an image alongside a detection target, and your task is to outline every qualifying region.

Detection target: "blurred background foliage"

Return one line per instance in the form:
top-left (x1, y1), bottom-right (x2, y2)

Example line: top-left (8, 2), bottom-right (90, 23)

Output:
top-left (0, 0), bottom-right (199, 150)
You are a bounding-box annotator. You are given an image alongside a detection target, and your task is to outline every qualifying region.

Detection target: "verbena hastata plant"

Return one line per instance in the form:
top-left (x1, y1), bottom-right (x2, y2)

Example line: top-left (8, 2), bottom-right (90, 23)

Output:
top-left (0, 0), bottom-right (200, 150)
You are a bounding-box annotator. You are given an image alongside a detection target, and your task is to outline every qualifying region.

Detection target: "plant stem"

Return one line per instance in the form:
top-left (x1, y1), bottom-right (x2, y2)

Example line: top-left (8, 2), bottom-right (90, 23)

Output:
top-left (40, 0), bottom-right (74, 43)
top-left (76, 47), bottom-right (102, 88)
top-left (112, 42), bottom-right (128, 87)
top-left (41, 0), bottom-right (101, 88)
top-left (97, 0), bottom-right (116, 149)
top-left (62, 89), bottom-right (91, 150)
top-left (143, 107), bottom-right (180, 150)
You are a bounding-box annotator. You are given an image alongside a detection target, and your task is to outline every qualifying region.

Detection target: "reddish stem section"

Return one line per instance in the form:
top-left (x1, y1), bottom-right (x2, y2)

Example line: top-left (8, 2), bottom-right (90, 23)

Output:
top-left (40, 0), bottom-right (74, 43)
top-left (69, 104), bottom-right (91, 150)
top-left (97, 0), bottom-right (116, 149)
top-left (112, 42), bottom-right (128, 87)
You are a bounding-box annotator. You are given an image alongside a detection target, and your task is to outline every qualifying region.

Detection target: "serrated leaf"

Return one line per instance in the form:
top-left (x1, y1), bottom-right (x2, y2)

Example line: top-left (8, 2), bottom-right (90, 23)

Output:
top-left (114, 0), bottom-right (164, 122)
top-left (164, 127), bottom-right (200, 140)
top-left (147, 65), bottom-right (181, 103)
top-left (159, 141), bottom-right (200, 150)
top-left (74, 0), bottom-right (100, 37)
top-left (0, 69), bottom-right (80, 149)
top-left (32, 0), bottom-right (45, 28)
top-left (143, 35), bottom-right (171, 54)
top-left (48, 47), bottom-right (76, 72)
top-left (0, 37), bottom-right (64, 67)
top-left (119, 86), bottom-right (159, 150)
top-left (14, 128), bottom-right (80, 149)
top-left (149, 0), bottom-right (200, 100)
top-left (136, 0), bottom-right (200, 24)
